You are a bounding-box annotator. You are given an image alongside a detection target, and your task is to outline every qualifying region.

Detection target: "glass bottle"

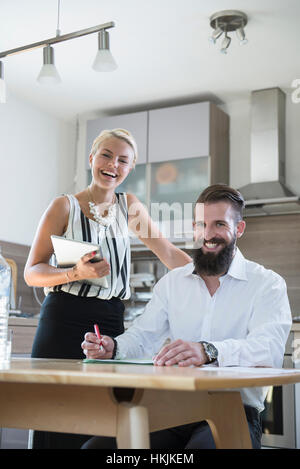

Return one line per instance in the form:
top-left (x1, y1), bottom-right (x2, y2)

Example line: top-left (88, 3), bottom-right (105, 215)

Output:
top-left (0, 247), bottom-right (11, 364)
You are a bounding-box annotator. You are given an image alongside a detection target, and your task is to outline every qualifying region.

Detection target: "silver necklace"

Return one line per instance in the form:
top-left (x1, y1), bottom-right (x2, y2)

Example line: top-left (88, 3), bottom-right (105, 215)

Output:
top-left (88, 187), bottom-right (117, 230)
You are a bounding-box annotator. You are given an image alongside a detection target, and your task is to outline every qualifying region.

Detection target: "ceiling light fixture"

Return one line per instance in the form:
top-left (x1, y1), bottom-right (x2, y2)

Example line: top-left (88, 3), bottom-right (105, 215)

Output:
top-left (209, 10), bottom-right (248, 53)
top-left (0, 2), bottom-right (117, 98)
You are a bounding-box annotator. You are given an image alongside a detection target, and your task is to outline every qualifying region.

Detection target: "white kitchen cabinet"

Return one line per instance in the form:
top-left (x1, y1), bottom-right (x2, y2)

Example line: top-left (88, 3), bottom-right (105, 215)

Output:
top-left (148, 101), bottom-right (229, 165)
top-left (146, 102), bottom-right (229, 238)
top-left (148, 101), bottom-right (229, 184)
top-left (148, 102), bottom-right (210, 163)
top-left (86, 110), bottom-right (148, 168)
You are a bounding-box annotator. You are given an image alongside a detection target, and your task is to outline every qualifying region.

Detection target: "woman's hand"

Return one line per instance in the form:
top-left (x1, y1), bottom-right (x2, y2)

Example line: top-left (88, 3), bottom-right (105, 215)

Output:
top-left (81, 332), bottom-right (115, 359)
top-left (69, 251), bottom-right (110, 282)
top-left (153, 339), bottom-right (207, 367)
top-left (24, 196), bottom-right (111, 287)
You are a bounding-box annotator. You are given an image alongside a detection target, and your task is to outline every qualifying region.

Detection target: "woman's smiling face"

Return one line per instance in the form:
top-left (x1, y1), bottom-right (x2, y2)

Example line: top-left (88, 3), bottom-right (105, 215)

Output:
top-left (89, 136), bottom-right (134, 189)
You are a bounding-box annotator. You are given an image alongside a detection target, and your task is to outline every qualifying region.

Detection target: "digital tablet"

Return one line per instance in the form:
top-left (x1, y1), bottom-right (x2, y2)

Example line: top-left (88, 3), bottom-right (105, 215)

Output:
top-left (51, 235), bottom-right (108, 288)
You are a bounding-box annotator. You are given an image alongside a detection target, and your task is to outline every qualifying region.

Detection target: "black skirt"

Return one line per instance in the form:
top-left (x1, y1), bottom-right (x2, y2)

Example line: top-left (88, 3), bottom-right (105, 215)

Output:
top-left (32, 290), bottom-right (125, 359)
top-left (30, 290), bottom-right (125, 449)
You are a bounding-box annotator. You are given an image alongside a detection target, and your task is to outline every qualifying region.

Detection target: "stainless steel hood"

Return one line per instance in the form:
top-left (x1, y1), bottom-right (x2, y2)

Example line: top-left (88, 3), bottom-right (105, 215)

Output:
top-left (238, 88), bottom-right (300, 216)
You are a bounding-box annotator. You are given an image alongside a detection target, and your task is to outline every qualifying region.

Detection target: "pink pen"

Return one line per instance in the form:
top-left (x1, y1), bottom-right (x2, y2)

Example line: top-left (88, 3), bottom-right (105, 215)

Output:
top-left (94, 324), bottom-right (103, 351)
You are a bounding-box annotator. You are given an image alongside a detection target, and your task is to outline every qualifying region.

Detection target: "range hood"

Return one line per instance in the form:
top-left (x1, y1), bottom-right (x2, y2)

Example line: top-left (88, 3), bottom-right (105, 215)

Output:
top-left (238, 88), bottom-right (300, 216)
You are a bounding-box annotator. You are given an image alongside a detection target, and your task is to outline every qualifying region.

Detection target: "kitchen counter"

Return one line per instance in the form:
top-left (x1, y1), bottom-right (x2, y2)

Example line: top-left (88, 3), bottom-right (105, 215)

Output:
top-left (8, 317), bottom-right (38, 355)
top-left (7, 316), bottom-right (300, 354)
top-left (9, 317), bottom-right (39, 327)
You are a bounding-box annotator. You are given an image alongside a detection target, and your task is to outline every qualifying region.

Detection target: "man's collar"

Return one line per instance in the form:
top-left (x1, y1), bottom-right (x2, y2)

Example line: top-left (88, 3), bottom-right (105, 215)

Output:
top-left (183, 262), bottom-right (197, 277)
top-left (185, 247), bottom-right (248, 281)
top-left (226, 247), bottom-right (248, 281)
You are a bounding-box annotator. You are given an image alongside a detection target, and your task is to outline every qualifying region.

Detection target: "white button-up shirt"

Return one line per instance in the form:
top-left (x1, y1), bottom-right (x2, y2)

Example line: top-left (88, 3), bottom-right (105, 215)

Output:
top-left (116, 248), bottom-right (292, 411)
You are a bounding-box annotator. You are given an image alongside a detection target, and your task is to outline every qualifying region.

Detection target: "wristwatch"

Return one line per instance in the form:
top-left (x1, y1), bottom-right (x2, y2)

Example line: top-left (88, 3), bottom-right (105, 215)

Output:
top-left (199, 341), bottom-right (218, 364)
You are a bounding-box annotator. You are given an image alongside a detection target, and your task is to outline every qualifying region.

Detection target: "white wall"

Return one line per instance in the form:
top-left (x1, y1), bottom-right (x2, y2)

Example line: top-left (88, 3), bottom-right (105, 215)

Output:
top-left (0, 94), bottom-right (76, 246)
top-left (74, 111), bottom-right (99, 195)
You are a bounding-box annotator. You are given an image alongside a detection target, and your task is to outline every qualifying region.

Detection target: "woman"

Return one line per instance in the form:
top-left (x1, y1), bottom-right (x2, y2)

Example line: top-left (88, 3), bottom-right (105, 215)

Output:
top-left (24, 128), bottom-right (191, 448)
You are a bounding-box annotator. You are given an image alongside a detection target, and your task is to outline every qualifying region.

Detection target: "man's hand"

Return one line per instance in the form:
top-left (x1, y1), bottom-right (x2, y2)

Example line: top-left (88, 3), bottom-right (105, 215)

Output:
top-left (81, 332), bottom-right (115, 359)
top-left (153, 339), bottom-right (207, 367)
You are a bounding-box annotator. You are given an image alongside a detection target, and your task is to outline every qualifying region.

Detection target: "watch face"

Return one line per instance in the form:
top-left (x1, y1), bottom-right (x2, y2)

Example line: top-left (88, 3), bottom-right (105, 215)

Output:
top-left (206, 343), bottom-right (218, 360)
top-left (202, 342), bottom-right (218, 362)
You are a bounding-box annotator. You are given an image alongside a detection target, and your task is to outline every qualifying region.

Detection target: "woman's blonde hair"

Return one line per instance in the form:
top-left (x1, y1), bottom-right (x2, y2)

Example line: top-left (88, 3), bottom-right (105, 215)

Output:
top-left (90, 128), bottom-right (138, 166)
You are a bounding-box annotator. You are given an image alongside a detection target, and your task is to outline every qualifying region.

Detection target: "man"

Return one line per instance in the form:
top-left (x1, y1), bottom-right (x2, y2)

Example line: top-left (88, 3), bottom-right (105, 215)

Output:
top-left (81, 184), bottom-right (292, 449)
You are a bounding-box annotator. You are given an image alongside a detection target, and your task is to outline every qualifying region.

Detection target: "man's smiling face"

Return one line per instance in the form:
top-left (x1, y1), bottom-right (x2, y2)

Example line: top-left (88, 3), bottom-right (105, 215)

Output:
top-left (192, 201), bottom-right (246, 276)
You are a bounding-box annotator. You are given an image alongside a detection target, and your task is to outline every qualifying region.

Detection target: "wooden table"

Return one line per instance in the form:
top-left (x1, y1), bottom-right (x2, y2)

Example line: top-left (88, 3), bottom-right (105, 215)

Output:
top-left (1, 358), bottom-right (300, 449)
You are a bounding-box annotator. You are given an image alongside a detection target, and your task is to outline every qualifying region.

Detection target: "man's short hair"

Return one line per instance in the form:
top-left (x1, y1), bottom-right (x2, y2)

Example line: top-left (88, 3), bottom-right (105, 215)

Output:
top-left (196, 184), bottom-right (245, 222)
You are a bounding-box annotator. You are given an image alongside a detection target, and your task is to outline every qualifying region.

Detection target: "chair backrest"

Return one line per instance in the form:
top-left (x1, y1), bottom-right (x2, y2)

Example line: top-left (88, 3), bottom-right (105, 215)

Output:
top-left (5, 258), bottom-right (18, 308)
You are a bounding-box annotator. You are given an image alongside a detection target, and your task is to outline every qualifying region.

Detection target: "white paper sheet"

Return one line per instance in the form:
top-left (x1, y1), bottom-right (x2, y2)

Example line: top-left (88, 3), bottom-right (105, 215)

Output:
top-left (200, 365), bottom-right (300, 374)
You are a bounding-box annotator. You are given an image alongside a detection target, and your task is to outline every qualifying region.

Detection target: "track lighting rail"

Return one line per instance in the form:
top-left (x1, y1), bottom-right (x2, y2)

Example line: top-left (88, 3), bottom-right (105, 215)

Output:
top-left (0, 21), bottom-right (115, 58)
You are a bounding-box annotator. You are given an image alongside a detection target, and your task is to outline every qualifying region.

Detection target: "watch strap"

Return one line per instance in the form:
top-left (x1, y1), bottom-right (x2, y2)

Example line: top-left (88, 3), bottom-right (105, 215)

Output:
top-left (111, 338), bottom-right (118, 359)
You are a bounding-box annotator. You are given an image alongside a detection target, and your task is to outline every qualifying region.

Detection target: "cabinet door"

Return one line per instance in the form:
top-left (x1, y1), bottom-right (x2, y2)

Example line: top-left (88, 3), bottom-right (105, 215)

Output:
top-left (149, 155), bottom-right (210, 238)
top-left (86, 111), bottom-right (148, 168)
top-left (148, 102), bottom-right (210, 163)
top-left (150, 156), bottom-right (210, 207)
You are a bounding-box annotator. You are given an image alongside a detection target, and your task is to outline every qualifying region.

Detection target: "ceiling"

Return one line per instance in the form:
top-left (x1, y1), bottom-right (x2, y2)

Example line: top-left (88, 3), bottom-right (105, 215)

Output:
top-left (1, 0), bottom-right (299, 121)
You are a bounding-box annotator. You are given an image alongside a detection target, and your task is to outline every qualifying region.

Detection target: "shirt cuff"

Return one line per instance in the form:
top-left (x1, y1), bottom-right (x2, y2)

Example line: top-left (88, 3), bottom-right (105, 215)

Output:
top-left (210, 341), bottom-right (241, 367)
top-left (114, 337), bottom-right (127, 360)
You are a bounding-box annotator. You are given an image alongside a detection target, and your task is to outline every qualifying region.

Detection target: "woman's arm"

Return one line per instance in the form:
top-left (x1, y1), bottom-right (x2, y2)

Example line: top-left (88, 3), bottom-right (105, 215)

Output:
top-left (24, 196), bottom-right (71, 287)
top-left (127, 193), bottom-right (192, 270)
top-left (24, 196), bottom-right (110, 287)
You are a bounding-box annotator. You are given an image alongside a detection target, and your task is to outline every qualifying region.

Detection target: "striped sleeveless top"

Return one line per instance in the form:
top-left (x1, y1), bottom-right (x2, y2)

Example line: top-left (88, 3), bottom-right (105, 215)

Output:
top-left (45, 193), bottom-right (131, 300)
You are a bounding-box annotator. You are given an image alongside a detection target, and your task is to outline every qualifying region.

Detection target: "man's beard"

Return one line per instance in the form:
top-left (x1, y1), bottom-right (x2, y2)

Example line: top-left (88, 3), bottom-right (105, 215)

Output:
top-left (192, 236), bottom-right (236, 276)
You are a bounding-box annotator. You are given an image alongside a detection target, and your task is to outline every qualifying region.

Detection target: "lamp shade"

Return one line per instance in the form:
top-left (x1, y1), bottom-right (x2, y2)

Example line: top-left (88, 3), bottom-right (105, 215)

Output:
top-left (37, 46), bottom-right (61, 85)
top-left (37, 64), bottom-right (61, 84)
top-left (92, 49), bottom-right (117, 72)
top-left (92, 30), bottom-right (117, 72)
